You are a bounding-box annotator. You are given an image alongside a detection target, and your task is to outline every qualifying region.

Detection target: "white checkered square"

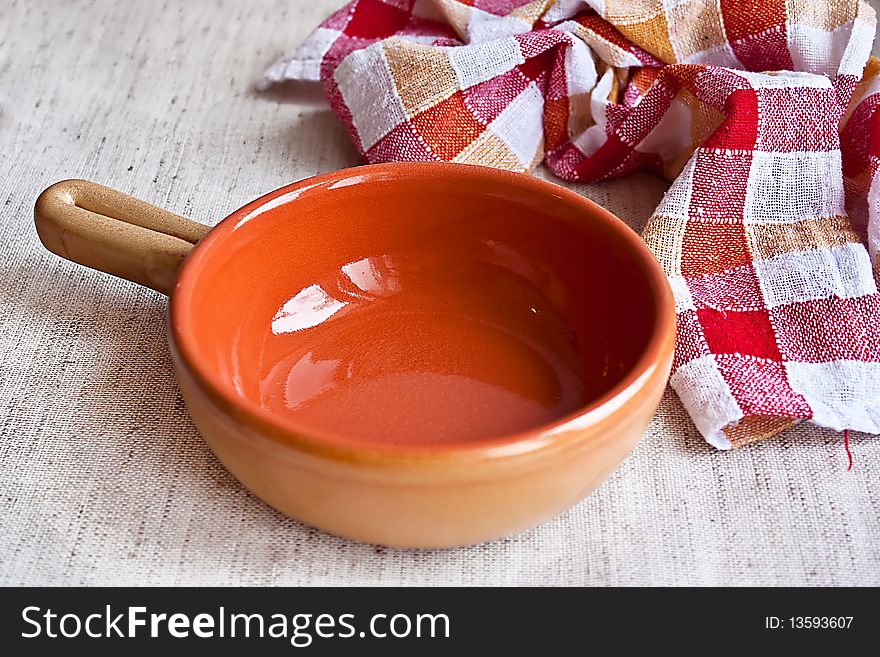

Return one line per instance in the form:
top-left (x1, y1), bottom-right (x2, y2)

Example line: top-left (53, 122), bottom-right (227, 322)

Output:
top-left (785, 360), bottom-right (880, 433)
top-left (669, 275), bottom-right (695, 312)
top-left (786, 23), bottom-right (848, 76)
top-left (544, 0), bottom-right (604, 22)
top-left (261, 27), bottom-right (342, 84)
top-left (564, 39), bottom-right (599, 96)
top-left (334, 43), bottom-right (408, 150)
top-left (447, 37), bottom-right (523, 89)
top-left (637, 95), bottom-right (694, 160)
top-left (743, 150), bottom-right (845, 224)
top-left (754, 243), bottom-right (878, 309)
top-left (487, 82), bottom-right (545, 166)
top-left (736, 70), bottom-right (832, 90)
top-left (661, 0), bottom-right (692, 9)
top-left (466, 7), bottom-right (532, 42)
top-left (572, 68), bottom-right (614, 157)
top-left (670, 355), bottom-right (743, 450)
top-left (838, 15), bottom-right (877, 77)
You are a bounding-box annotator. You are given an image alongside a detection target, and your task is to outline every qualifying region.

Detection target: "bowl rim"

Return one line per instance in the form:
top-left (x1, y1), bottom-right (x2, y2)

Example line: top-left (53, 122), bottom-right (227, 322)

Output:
top-left (169, 162), bottom-right (675, 463)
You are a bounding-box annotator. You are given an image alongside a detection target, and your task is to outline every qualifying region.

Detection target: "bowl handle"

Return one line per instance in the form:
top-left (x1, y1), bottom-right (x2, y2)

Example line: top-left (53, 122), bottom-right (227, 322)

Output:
top-left (34, 179), bottom-right (212, 295)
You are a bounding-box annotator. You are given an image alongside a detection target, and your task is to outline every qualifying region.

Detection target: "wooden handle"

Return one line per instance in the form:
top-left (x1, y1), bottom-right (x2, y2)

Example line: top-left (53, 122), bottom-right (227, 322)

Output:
top-left (34, 179), bottom-right (211, 295)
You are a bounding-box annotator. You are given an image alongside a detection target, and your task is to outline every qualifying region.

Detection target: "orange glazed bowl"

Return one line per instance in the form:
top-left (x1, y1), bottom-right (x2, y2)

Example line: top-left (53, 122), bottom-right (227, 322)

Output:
top-left (35, 163), bottom-right (674, 548)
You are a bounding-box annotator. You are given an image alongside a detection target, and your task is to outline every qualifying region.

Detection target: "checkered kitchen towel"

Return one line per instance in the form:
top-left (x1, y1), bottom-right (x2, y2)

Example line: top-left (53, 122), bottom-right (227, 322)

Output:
top-left (261, 0), bottom-right (880, 449)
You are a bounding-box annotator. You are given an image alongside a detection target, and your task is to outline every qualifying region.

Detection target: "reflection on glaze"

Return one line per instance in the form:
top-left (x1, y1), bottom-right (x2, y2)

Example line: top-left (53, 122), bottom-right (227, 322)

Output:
top-left (327, 174), bottom-right (374, 190)
top-left (231, 187), bottom-right (314, 232)
top-left (340, 254), bottom-right (400, 297)
top-left (271, 284), bottom-right (348, 334)
top-left (250, 244), bottom-right (606, 444)
top-left (283, 352), bottom-right (343, 409)
top-left (271, 256), bottom-right (402, 335)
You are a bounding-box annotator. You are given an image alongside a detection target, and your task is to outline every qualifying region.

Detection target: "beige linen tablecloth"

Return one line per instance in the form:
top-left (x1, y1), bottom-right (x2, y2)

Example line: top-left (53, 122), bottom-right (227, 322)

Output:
top-left (1, 0), bottom-right (877, 586)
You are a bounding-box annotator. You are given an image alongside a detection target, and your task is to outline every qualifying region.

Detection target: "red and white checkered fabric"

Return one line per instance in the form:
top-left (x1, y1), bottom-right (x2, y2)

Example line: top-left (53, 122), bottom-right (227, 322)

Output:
top-left (261, 0), bottom-right (880, 449)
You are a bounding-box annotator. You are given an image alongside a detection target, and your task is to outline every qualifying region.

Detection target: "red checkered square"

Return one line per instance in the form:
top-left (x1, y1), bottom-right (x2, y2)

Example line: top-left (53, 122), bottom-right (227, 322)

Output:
top-left (684, 150), bottom-right (753, 226)
top-left (365, 120), bottom-right (438, 163)
top-left (697, 307), bottom-right (782, 360)
top-left (604, 104), bottom-right (629, 133)
top-left (517, 49), bottom-right (556, 85)
top-left (841, 94), bottom-right (880, 177)
top-left (344, 0), bottom-right (411, 38)
top-left (545, 52), bottom-right (569, 101)
top-left (702, 89), bottom-right (758, 150)
top-left (730, 28), bottom-right (794, 72)
top-left (714, 354), bottom-right (811, 418)
top-left (608, 149), bottom-right (663, 178)
top-left (771, 295), bottom-right (880, 363)
top-left (720, 0), bottom-right (794, 71)
top-left (755, 87), bottom-right (840, 152)
top-left (674, 309), bottom-right (711, 370)
top-left (686, 263), bottom-right (764, 311)
top-left (513, 28), bottom-right (571, 59)
top-left (324, 3), bottom-right (358, 31)
top-left (572, 133), bottom-right (632, 180)
top-left (545, 141), bottom-right (590, 180)
top-left (463, 68), bottom-right (529, 125)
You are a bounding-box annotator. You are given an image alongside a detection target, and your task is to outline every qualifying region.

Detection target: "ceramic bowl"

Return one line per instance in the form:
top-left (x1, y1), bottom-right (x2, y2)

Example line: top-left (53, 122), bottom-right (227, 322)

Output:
top-left (35, 162), bottom-right (674, 547)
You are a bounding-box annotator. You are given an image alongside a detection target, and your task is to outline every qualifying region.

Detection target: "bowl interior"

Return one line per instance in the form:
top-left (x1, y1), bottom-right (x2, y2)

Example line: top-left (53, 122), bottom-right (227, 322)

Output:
top-left (174, 165), bottom-right (661, 447)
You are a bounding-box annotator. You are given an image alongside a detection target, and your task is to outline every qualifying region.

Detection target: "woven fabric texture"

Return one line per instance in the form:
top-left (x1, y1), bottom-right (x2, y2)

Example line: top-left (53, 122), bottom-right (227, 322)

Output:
top-left (263, 0), bottom-right (880, 449)
top-left (1, 0), bottom-right (878, 586)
